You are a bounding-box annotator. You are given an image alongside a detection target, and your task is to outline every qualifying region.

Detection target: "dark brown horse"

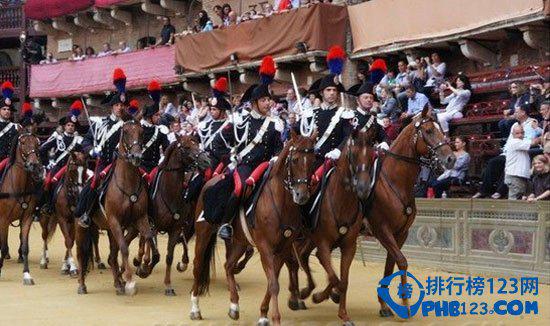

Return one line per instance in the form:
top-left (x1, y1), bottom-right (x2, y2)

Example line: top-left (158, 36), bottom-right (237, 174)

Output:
top-left (190, 131), bottom-right (317, 326)
top-left (297, 127), bottom-right (378, 325)
top-left (75, 120), bottom-right (159, 295)
top-left (0, 132), bottom-right (43, 285)
top-left (130, 135), bottom-right (210, 295)
top-left (39, 151), bottom-right (106, 275)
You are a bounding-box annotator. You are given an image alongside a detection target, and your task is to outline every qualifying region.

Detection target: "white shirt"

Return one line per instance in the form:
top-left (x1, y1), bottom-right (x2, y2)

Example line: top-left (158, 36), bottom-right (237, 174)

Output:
top-left (425, 62), bottom-right (446, 87)
top-left (441, 89), bottom-right (471, 114)
top-left (504, 138), bottom-right (532, 178)
top-left (97, 50), bottom-right (113, 58)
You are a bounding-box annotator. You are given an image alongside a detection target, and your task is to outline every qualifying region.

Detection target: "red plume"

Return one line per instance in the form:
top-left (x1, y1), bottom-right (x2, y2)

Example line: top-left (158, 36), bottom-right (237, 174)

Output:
top-left (326, 45), bottom-right (345, 61)
top-left (213, 77), bottom-right (228, 93)
top-left (259, 56), bottom-right (276, 85)
top-left (22, 102), bottom-right (32, 112)
top-left (369, 58), bottom-right (387, 73)
top-left (113, 68), bottom-right (126, 81)
top-left (129, 99), bottom-right (139, 108)
top-left (147, 80), bottom-right (161, 92)
top-left (326, 45), bottom-right (346, 75)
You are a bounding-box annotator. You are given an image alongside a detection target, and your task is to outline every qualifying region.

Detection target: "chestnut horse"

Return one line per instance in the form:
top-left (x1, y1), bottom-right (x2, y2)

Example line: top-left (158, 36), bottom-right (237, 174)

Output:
top-left (190, 131), bottom-right (317, 326)
top-left (75, 119), bottom-right (159, 295)
top-left (298, 126), bottom-right (378, 325)
top-left (39, 151), bottom-right (106, 276)
top-left (131, 135), bottom-right (210, 295)
top-left (0, 132), bottom-right (43, 285)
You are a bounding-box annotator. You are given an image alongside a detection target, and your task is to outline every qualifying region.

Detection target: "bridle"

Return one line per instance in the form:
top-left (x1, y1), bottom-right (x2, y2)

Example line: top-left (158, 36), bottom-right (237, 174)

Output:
top-left (119, 120), bottom-right (142, 161)
top-left (17, 133), bottom-right (43, 180)
top-left (346, 136), bottom-right (375, 189)
top-left (284, 145), bottom-right (315, 191)
top-left (164, 140), bottom-right (206, 173)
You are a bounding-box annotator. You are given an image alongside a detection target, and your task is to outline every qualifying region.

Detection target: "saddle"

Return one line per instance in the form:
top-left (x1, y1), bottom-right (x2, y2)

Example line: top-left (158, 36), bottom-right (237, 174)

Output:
top-left (300, 166), bottom-right (336, 230)
top-left (243, 161), bottom-right (273, 228)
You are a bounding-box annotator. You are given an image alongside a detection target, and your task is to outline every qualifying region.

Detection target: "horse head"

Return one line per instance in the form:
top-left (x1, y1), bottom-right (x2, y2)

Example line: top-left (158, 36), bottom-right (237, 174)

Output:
top-left (119, 120), bottom-right (143, 167)
top-left (410, 105), bottom-right (456, 170)
top-left (17, 133), bottom-right (43, 178)
top-left (285, 129), bottom-right (317, 205)
top-left (171, 134), bottom-right (211, 171)
top-left (346, 123), bottom-right (378, 200)
top-left (67, 151), bottom-right (88, 187)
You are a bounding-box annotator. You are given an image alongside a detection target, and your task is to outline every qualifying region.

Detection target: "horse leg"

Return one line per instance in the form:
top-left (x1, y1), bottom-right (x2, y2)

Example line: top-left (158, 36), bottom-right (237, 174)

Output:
top-left (189, 222), bottom-right (216, 320)
top-left (39, 215), bottom-right (49, 269)
top-left (311, 242), bottom-right (340, 304)
top-left (164, 228), bottom-right (179, 296)
top-left (123, 227), bottom-right (141, 267)
top-left (58, 216), bottom-right (77, 277)
top-left (110, 219), bottom-right (136, 295)
top-left (21, 215), bottom-right (35, 285)
top-left (256, 244), bottom-right (284, 326)
top-left (233, 245), bottom-right (253, 274)
top-left (299, 239), bottom-right (317, 300)
top-left (135, 216), bottom-right (159, 277)
top-left (92, 227), bottom-right (106, 269)
top-left (286, 254), bottom-right (307, 310)
top-left (177, 227), bottom-right (192, 272)
top-left (225, 242), bottom-right (247, 320)
top-left (105, 230), bottom-right (124, 295)
top-left (17, 222), bottom-right (23, 263)
top-left (0, 221), bottom-right (9, 278)
top-left (337, 236), bottom-right (358, 325)
top-left (75, 224), bottom-right (91, 294)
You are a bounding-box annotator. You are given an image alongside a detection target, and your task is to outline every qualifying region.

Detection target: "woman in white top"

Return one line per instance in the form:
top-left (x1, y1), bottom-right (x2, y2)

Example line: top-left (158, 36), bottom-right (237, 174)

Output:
top-left (424, 52), bottom-right (447, 92)
top-left (436, 74), bottom-right (472, 135)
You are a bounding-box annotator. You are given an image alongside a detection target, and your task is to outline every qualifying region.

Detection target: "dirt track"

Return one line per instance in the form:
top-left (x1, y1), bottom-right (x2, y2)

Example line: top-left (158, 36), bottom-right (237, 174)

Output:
top-left (0, 224), bottom-right (548, 326)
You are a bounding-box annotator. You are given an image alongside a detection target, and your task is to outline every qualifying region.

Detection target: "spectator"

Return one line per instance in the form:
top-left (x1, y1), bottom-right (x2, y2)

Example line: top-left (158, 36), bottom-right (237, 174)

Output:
top-left (70, 45), bottom-right (85, 61)
top-left (423, 52), bottom-right (446, 93)
top-left (541, 101), bottom-right (550, 154)
top-left (196, 98), bottom-right (211, 122)
top-left (114, 41), bottom-right (131, 54)
top-left (504, 124), bottom-right (541, 200)
top-left (379, 113), bottom-right (398, 144)
top-left (39, 52), bottom-right (57, 65)
top-left (222, 4), bottom-right (237, 27)
top-left (157, 17), bottom-right (176, 45)
top-left (97, 42), bottom-right (113, 57)
top-left (379, 86), bottom-right (400, 123)
top-left (197, 10), bottom-right (214, 32)
top-left (22, 37), bottom-right (44, 64)
top-left (377, 69), bottom-right (397, 98)
top-left (410, 57), bottom-right (428, 93)
top-left (429, 136), bottom-right (470, 198)
top-left (394, 60), bottom-right (411, 109)
top-left (213, 5), bottom-right (224, 27)
top-left (167, 120), bottom-right (183, 143)
top-left (85, 46), bottom-right (95, 58)
top-left (286, 88), bottom-right (302, 115)
top-left (160, 95), bottom-right (178, 118)
top-left (262, 3), bottom-right (276, 16)
top-left (436, 74), bottom-right (472, 136)
top-left (498, 82), bottom-right (529, 138)
top-left (401, 86), bottom-right (431, 119)
top-left (524, 155), bottom-right (550, 201)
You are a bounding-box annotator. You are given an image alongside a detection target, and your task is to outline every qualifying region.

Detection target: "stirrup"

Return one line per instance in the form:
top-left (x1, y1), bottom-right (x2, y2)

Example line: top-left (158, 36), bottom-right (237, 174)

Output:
top-left (78, 213), bottom-right (91, 228)
top-left (218, 223), bottom-right (233, 240)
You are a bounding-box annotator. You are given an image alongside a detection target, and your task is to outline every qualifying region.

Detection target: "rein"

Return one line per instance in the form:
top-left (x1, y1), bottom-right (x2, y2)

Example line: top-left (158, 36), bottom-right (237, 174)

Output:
top-left (284, 145), bottom-right (315, 190)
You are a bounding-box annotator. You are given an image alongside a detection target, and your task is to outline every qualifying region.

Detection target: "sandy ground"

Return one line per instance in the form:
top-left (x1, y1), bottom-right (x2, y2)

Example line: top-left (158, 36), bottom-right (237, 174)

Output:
top-left (0, 224), bottom-right (548, 326)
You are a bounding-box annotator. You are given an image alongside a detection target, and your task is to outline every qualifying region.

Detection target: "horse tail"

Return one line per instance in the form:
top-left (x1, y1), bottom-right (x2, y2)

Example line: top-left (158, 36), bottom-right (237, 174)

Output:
top-left (46, 216), bottom-right (57, 243)
top-left (80, 225), bottom-right (95, 275)
top-left (195, 230), bottom-right (217, 296)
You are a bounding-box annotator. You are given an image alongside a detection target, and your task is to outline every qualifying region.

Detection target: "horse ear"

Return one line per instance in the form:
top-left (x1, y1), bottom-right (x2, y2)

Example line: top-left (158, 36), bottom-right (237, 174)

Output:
top-left (421, 102), bottom-right (431, 118)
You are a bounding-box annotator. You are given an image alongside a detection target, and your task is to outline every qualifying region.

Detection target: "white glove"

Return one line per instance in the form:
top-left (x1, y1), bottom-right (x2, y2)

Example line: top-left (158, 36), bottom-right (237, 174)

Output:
top-left (377, 142), bottom-right (389, 151)
top-left (269, 156), bottom-right (278, 163)
top-left (325, 148), bottom-right (341, 160)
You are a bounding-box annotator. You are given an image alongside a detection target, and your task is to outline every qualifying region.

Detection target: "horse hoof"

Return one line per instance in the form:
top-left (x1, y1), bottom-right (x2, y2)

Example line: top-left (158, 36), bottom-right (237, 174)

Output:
top-left (379, 308), bottom-right (394, 317)
top-left (97, 262), bottom-right (107, 270)
top-left (228, 308), bottom-right (239, 320)
top-left (46, 257), bottom-right (50, 263)
top-left (23, 278), bottom-right (35, 286)
top-left (61, 269), bottom-right (69, 275)
top-left (78, 285), bottom-right (87, 294)
top-left (116, 286), bottom-right (125, 295)
top-left (176, 262), bottom-right (188, 272)
top-left (70, 270), bottom-right (78, 278)
top-left (288, 299), bottom-right (300, 311)
top-left (165, 288), bottom-right (177, 296)
top-left (189, 311), bottom-right (202, 320)
top-left (299, 287), bottom-right (312, 300)
top-left (40, 263), bottom-right (48, 269)
top-left (136, 267), bottom-right (148, 279)
top-left (298, 300), bottom-right (307, 310)
top-left (125, 281), bottom-right (137, 296)
top-left (257, 317), bottom-right (270, 326)
top-left (330, 290), bottom-right (341, 304)
top-left (132, 257), bottom-right (140, 267)
top-left (312, 292), bottom-right (325, 304)
top-left (343, 321), bottom-right (355, 326)
top-left (17, 256), bottom-right (24, 263)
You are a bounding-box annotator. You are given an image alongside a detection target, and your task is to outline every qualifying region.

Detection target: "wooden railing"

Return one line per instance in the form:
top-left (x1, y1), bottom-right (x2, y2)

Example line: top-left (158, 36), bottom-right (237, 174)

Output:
top-left (0, 66), bottom-right (21, 96)
top-left (0, 3), bottom-right (24, 31)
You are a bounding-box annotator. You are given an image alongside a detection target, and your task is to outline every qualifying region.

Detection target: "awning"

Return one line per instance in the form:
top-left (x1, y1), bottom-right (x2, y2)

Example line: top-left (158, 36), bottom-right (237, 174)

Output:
top-left (94, 0), bottom-right (134, 8)
top-left (24, 0), bottom-right (94, 20)
top-left (175, 3), bottom-right (348, 72)
top-left (29, 46), bottom-right (179, 98)
top-left (348, 0), bottom-right (547, 55)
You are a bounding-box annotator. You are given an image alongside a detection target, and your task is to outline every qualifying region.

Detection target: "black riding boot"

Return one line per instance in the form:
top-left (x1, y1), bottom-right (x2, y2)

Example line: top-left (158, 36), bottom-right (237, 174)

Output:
top-left (75, 185), bottom-right (97, 228)
top-left (218, 194), bottom-right (240, 240)
top-left (33, 188), bottom-right (51, 222)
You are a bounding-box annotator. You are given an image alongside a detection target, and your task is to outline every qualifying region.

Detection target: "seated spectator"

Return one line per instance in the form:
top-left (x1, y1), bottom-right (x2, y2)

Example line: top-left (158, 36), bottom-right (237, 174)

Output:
top-left (429, 136), bottom-right (470, 198)
top-left (69, 45), bottom-right (85, 61)
top-left (410, 57), bottom-right (428, 93)
top-left (379, 86), bottom-right (400, 123)
top-left (196, 98), bottom-right (211, 122)
top-left (400, 86), bottom-right (431, 119)
top-left (114, 41), bottom-right (131, 54)
top-left (504, 124), bottom-right (541, 200)
top-left (423, 52), bottom-right (446, 94)
top-left (213, 5), bottom-right (224, 28)
top-left (197, 10), bottom-right (213, 32)
top-left (239, 11), bottom-right (252, 23)
top-left (498, 82), bottom-right (530, 138)
top-left (39, 52), bottom-right (57, 65)
top-left (222, 4), bottom-right (237, 27)
top-left (157, 17), bottom-right (175, 45)
top-left (524, 155), bottom-right (550, 201)
top-left (377, 69), bottom-right (397, 98)
top-left (167, 119), bottom-right (183, 143)
top-left (436, 74), bottom-right (472, 136)
top-left (394, 60), bottom-right (411, 109)
top-left (85, 46), bottom-right (95, 58)
top-left (97, 43), bottom-right (113, 57)
top-left (541, 101), bottom-right (550, 151)
top-left (379, 113), bottom-right (398, 144)
top-left (160, 95), bottom-right (178, 118)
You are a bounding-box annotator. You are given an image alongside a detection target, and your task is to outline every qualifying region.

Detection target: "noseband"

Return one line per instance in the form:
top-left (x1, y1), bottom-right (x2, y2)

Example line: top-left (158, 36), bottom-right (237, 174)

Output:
top-left (346, 137), bottom-right (374, 188)
top-left (284, 145), bottom-right (315, 190)
top-left (18, 133), bottom-right (39, 165)
top-left (120, 121), bottom-right (142, 160)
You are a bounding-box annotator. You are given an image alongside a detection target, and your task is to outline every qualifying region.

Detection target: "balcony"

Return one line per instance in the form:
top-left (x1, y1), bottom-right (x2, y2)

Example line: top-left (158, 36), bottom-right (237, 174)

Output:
top-left (0, 66), bottom-right (23, 98)
top-left (0, 3), bottom-right (24, 37)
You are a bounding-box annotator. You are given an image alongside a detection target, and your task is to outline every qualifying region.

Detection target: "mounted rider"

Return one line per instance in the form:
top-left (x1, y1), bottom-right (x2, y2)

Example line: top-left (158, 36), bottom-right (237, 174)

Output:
top-left (0, 81), bottom-right (19, 174)
top-left (75, 68), bottom-right (129, 228)
top-left (351, 81), bottom-right (389, 149)
top-left (36, 100), bottom-right (84, 214)
top-left (207, 56), bottom-right (284, 240)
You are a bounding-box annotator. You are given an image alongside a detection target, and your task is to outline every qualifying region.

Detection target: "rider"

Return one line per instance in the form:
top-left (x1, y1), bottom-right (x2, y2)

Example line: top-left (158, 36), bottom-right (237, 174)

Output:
top-left (215, 56), bottom-right (284, 240)
top-left (352, 81), bottom-right (389, 149)
top-left (140, 103), bottom-right (170, 173)
top-left (0, 81), bottom-right (19, 174)
top-left (75, 68), bottom-right (129, 228)
top-left (36, 100), bottom-right (84, 214)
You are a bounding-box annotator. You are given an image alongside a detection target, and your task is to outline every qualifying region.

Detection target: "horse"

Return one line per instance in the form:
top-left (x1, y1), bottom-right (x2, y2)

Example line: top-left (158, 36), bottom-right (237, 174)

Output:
top-left (75, 119), bottom-right (160, 295)
top-left (0, 132), bottom-right (44, 285)
top-left (130, 135), bottom-right (210, 295)
top-left (38, 151), bottom-right (106, 276)
top-left (297, 126), bottom-right (378, 325)
top-left (189, 131), bottom-right (317, 326)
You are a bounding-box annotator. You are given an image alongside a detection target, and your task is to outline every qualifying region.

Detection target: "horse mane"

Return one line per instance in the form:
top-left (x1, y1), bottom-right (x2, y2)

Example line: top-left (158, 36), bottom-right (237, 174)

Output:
top-left (158, 141), bottom-right (178, 170)
top-left (270, 140), bottom-right (292, 177)
top-left (8, 134), bottom-right (19, 165)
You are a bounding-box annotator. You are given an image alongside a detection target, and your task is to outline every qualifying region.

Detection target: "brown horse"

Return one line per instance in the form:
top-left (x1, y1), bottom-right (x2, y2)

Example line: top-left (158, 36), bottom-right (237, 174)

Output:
top-left (130, 135), bottom-right (210, 295)
top-left (297, 126), bottom-right (378, 325)
top-left (39, 151), bottom-right (106, 275)
top-left (0, 132), bottom-right (43, 285)
top-left (75, 119), bottom-right (159, 295)
top-left (190, 131), bottom-right (317, 325)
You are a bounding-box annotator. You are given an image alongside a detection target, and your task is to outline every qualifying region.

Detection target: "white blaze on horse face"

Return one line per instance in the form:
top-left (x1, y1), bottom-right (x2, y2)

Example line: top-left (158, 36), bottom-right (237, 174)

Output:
top-left (190, 294), bottom-right (200, 313)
